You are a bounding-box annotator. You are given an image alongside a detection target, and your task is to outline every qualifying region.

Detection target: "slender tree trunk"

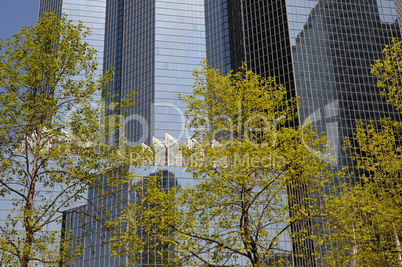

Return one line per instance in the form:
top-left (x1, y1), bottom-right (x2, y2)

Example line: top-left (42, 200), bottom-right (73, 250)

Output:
top-left (21, 129), bottom-right (41, 267)
top-left (21, 191), bottom-right (35, 267)
top-left (241, 185), bottom-right (262, 266)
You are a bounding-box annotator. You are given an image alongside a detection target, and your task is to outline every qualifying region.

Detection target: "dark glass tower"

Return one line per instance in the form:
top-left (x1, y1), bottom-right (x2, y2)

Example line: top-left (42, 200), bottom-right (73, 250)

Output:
top-left (205, 0), bottom-right (402, 265)
top-left (206, 0), bottom-right (402, 164)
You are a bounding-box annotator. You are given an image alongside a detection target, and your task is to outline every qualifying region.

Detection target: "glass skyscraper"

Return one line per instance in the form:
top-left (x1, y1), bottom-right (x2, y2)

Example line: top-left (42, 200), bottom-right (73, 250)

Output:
top-left (104, 0), bottom-right (206, 146)
top-left (39, 0), bottom-right (106, 83)
top-left (57, 0), bottom-right (207, 266)
top-left (36, 0), bottom-right (402, 266)
top-left (38, 1), bottom-right (108, 266)
top-left (205, 0), bottom-right (402, 265)
top-left (207, 0), bottom-right (402, 168)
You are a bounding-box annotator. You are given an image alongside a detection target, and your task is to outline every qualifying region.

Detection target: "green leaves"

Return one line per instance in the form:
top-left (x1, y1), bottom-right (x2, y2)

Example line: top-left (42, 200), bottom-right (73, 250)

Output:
top-left (176, 65), bottom-right (332, 266)
top-left (371, 39), bottom-right (402, 112)
top-left (110, 63), bottom-right (331, 266)
top-left (320, 40), bottom-right (402, 266)
top-left (0, 11), bottom-right (147, 267)
top-left (179, 62), bottom-right (296, 144)
top-left (107, 172), bottom-right (180, 265)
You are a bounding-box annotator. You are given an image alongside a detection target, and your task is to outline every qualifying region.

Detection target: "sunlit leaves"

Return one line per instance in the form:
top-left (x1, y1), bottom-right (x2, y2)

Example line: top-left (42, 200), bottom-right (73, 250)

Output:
top-left (321, 40), bottom-right (402, 266)
top-left (0, 12), bottom-right (147, 267)
top-left (109, 63), bottom-right (332, 267)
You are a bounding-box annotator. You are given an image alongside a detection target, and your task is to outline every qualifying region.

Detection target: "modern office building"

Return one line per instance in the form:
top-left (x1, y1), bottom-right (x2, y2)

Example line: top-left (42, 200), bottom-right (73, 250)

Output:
top-left (103, 0), bottom-right (207, 146)
top-left (59, 0), bottom-right (207, 266)
top-left (205, 0), bottom-right (402, 265)
top-left (39, 0), bottom-right (106, 84)
top-left (206, 0), bottom-right (401, 137)
top-left (39, 0), bottom-right (402, 266)
top-left (38, 0), bottom-right (107, 265)
top-left (0, 2), bottom-right (107, 265)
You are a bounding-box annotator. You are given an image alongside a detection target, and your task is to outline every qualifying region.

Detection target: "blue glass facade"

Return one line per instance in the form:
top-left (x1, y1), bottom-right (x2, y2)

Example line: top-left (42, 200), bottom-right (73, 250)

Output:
top-left (40, 0), bottom-right (106, 79)
top-left (39, 0), bottom-right (63, 16)
top-left (38, 1), bottom-right (108, 266)
top-left (62, 0), bottom-right (106, 79)
top-left (104, 0), bottom-right (206, 146)
top-left (61, 0), bottom-right (206, 266)
top-left (154, 1), bottom-right (206, 141)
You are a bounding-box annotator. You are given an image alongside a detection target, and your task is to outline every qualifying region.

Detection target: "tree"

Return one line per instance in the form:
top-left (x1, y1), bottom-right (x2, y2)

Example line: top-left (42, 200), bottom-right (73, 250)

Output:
top-left (321, 39), bottom-right (402, 266)
top-left (0, 12), bottom-right (145, 266)
top-left (107, 63), bottom-right (334, 266)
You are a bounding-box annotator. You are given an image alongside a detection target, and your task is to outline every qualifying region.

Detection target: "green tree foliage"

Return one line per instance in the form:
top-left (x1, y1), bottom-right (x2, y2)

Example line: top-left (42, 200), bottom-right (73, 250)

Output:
top-left (0, 12), bottom-right (145, 266)
top-left (321, 39), bottom-right (402, 266)
top-left (107, 64), bottom-right (333, 266)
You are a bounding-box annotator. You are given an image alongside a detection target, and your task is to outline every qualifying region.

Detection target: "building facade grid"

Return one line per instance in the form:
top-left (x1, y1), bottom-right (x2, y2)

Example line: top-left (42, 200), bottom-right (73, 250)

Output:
top-left (37, 0), bottom-right (402, 266)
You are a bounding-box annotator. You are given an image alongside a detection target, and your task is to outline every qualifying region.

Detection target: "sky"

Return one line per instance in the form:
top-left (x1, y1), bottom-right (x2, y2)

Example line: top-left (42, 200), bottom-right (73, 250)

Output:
top-left (0, 1), bottom-right (39, 41)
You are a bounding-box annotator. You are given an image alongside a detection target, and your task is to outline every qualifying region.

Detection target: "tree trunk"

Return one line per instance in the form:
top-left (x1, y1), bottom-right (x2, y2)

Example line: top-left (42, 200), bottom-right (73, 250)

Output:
top-left (20, 130), bottom-right (41, 267)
